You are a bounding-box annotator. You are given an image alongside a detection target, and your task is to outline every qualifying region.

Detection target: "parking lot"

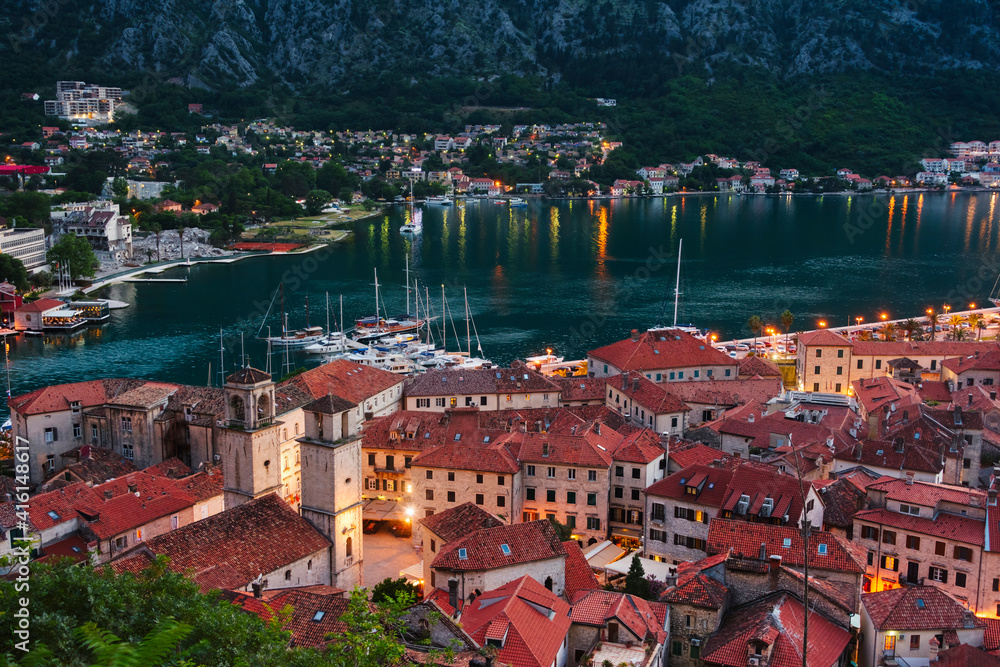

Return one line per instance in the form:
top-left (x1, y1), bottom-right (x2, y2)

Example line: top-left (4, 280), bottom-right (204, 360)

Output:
top-left (362, 521), bottom-right (421, 588)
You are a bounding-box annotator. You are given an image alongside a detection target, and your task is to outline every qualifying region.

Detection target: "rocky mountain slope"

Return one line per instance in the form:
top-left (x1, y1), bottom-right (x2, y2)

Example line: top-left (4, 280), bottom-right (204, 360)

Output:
top-left (4, 0), bottom-right (1000, 88)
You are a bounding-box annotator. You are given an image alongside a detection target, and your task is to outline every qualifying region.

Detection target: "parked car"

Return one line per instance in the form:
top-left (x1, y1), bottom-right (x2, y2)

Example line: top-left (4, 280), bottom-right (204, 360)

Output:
top-left (391, 521), bottom-right (412, 538)
top-left (363, 520), bottom-right (380, 534)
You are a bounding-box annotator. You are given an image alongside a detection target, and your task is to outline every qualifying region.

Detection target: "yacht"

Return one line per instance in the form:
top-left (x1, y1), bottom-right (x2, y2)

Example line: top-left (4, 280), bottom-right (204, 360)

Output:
top-left (509, 197), bottom-right (528, 207)
top-left (423, 195), bottom-right (453, 206)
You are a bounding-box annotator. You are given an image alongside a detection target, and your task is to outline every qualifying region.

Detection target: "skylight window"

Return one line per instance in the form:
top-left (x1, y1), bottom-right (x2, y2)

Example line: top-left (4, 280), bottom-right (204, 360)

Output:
top-left (47, 511), bottom-right (60, 521)
top-left (654, 349), bottom-right (660, 354)
top-left (454, 433), bottom-right (462, 441)
top-left (458, 548), bottom-right (468, 560)
top-left (782, 538), bottom-right (792, 548)
top-left (817, 544), bottom-right (828, 555)
top-left (484, 436), bottom-right (491, 443)
top-left (313, 611), bottom-right (326, 622)
top-left (708, 483), bottom-right (714, 489)
top-left (501, 544), bottom-right (511, 555)
top-left (679, 478), bottom-right (687, 485)
top-left (916, 599), bottom-right (925, 608)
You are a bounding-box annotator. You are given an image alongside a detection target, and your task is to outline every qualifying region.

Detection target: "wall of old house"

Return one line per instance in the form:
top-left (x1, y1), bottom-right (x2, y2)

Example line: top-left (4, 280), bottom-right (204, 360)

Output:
top-left (411, 467), bottom-right (520, 547)
top-left (667, 603), bottom-right (724, 667)
top-left (431, 556), bottom-right (566, 601)
top-left (520, 463), bottom-right (609, 545)
top-left (15, 408), bottom-right (80, 484)
top-left (219, 423), bottom-right (285, 509)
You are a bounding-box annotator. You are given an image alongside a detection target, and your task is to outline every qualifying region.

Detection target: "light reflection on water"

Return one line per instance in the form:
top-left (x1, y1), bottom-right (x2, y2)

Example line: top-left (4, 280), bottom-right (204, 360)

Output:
top-left (8, 193), bottom-right (1000, 398)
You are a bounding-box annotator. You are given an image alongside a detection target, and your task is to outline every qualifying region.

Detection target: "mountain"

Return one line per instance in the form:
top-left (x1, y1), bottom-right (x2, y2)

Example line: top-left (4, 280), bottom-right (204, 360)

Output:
top-left (4, 0), bottom-right (1000, 90)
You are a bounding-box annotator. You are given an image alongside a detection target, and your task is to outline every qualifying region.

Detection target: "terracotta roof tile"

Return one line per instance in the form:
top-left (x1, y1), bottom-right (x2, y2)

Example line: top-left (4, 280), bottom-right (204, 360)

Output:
top-left (420, 502), bottom-right (504, 542)
top-left (854, 508), bottom-right (984, 546)
top-left (662, 572), bottom-right (728, 609)
top-left (935, 644), bottom-right (1000, 667)
top-left (706, 519), bottom-right (866, 574)
top-left (431, 520), bottom-right (565, 571)
top-left (109, 494), bottom-right (330, 592)
top-left (738, 355), bottom-right (783, 378)
top-left (863, 586), bottom-right (985, 631)
top-left (226, 367), bottom-right (272, 385)
top-left (570, 589), bottom-right (667, 642)
top-left (276, 359), bottom-right (401, 411)
top-left (663, 377), bottom-right (783, 410)
top-left (607, 372), bottom-right (688, 414)
top-left (222, 587), bottom-right (355, 648)
top-left (562, 540), bottom-right (600, 600)
top-left (589, 329), bottom-right (737, 373)
top-left (818, 477), bottom-right (867, 529)
top-left (549, 376), bottom-right (606, 402)
top-left (669, 441), bottom-right (727, 468)
top-left (645, 464), bottom-right (733, 507)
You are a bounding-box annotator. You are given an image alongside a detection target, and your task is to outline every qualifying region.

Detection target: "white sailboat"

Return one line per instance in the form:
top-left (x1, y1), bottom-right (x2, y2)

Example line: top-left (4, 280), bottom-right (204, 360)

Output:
top-left (261, 284), bottom-right (325, 348)
top-left (304, 293), bottom-right (363, 354)
top-left (648, 238), bottom-right (708, 339)
top-left (400, 181), bottom-right (424, 233)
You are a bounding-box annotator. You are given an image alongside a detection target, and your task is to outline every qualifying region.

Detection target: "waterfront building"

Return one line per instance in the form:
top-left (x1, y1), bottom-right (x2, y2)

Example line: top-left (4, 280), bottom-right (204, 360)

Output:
top-left (0, 227), bottom-right (46, 270)
top-left (402, 364), bottom-right (561, 412)
top-left (50, 200), bottom-right (133, 262)
top-left (588, 329), bottom-right (738, 381)
top-left (605, 371), bottom-right (689, 436)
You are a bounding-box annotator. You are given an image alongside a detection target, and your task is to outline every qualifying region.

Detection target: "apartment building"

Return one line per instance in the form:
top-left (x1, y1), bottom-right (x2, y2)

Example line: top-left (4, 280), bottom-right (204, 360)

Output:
top-left (588, 328), bottom-right (738, 380)
top-left (0, 227), bottom-right (46, 270)
top-left (402, 364), bottom-right (561, 412)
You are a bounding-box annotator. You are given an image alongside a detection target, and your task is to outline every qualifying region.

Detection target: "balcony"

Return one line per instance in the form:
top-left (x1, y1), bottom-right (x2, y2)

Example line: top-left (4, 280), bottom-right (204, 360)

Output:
top-left (374, 466), bottom-right (404, 474)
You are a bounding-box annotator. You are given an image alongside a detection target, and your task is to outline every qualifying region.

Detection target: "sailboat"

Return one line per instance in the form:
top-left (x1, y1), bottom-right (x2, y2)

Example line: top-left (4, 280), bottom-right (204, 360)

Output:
top-left (400, 180), bottom-right (424, 234)
top-left (648, 238), bottom-right (709, 339)
top-left (260, 283), bottom-right (325, 348)
top-left (353, 264), bottom-right (425, 342)
top-left (303, 293), bottom-right (364, 355)
top-left (418, 286), bottom-right (493, 369)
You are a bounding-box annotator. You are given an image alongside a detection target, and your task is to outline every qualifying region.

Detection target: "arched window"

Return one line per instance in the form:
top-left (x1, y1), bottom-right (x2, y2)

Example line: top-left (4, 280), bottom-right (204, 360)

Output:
top-left (307, 559), bottom-right (312, 570)
top-left (346, 536), bottom-right (353, 558)
top-left (284, 570), bottom-right (291, 581)
top-left (230, 395), bottom-right (245, 422)
top-left (234, 451), bottom-right (241, 487)
top-left (544, 576), bottom-right (553, 591)
top-left (257, 393), bottom-right (271, 420)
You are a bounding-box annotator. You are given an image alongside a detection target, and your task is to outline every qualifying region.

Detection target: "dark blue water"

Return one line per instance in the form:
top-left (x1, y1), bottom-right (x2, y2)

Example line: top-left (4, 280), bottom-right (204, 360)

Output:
top-left (10, 192), bottom-right (1000, 397)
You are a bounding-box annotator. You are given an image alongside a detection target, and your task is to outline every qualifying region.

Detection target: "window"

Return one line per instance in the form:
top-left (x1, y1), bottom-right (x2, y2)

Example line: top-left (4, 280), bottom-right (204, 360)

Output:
top-left (481, 396), bottom-right (488, 406)
top-left (814, 366), bottom-right (821, 375)
top-left (836, 366), bottom-right (843, 375)
top-left (458, 548), bottom-right (467, 560)
top-left (835, 383), bottom-right (842, 393)
top-left (899, 504), bottom-right (920, 516)
top-left (882, 530), bottom-right (896, 545)
top-left (650, 529), bottom-right (667, 542)
top-left (476, 474), bottom-right (483, 484)
top-left (615, 466), bottom-right (624, 477)
top-left (614, 487), bottom-right (624, 499)
top-left (430, 540), bottom-right (436, 552)
top-left (631, 468), bottom-right (641, 479)
top-left (816, 349), bottom-right (822, 358)
top-left (652, 503), bottom-right (665, 521)
top-left (426, 470), bottom-right (433, 480)
top-left (818, 543), bottom-right (828, 555)
top-left (546, 489), bottom-right (556, 502)
top-left (73, 423), bottom-right (82, 439)
top-left (954, 546), bottom-right (973, 562)
top-left (813, 383), bottom-right (820, 392)
top-left (435, 398), bottom-right (445, 407)
top-left (586, 517), bottom-right (601, 530)
top-left (416, 398), bottom-right (430, 408)
top-left (475, 493), bottom-right (484, 505)
top-left (123, 443), bottom-right (134, 460)
top-left (449, 397), bottom-right (457, 407)
top-left (447, 471), bottom-right (455, 481)
top-left (910, 635), bottom-right (920, 651)
top-left (875, 359), bottom-right (883, 370)
top-left (497, 495), bottom-right (505, 507)
top-left (567, 515), bottom-right (576, 528)
top-left (426, 489), bottom-right (434, 500)
top-left (500, 543), bottom-right (512, 556)
top-left (588, 470), bottom-right (597, 482)
top-left (956, 572), bottom-right (967, 588)
top-left (526, 488), bottom-right (536, 501)
top-left (935, 541), bottom-right (946, 556)
top-left (506, 394), bottom-right (512, 402)
top-left (121, 417), bottom-right (132, 434)
top-left (44, 427), bottom-right (56, 443)
top-left (527, 465), bottom-right (536, 477)
top-left (522, 511), bottom-right (538, 522)
top-left (568, 469), bottom-right (576, 480)
top-left (405, 457), bottom-right (412, 468)
top-left (547, 467), bottom-right (555, 478)
top-left (90, 425), bottom-right (98, 443)
top-left (690, 644), bottom-right (701, 660)
top-left (906, 535), bottom-right (921, 550)
top-left (868, 551), bottom-right (875, 566)
top-left (497, 476), bottom-right (505, 485)
top-left (631, 488), bottom-right (640, 501)
top-left (588, 493), bottom-right (597, 506)
top-left (45, 454), bottom-right (55, 471)
top-left (929, 567), bottom-right (948, 583)
top-left (861, 525), bottom-right (879, 540)
top-left (807, 499), bottom-right (814, 512)
top-left (567, 491), bottom-right (576, 504)
top-left (465, 396), bottom-right (474, 406)
top-left (447, 491), bottom-right (455, 502)
top-left (880, 555), bottom-right (899, 571)
top-left (857, 359), bottom-right (863, 369)
top-left (993, 577), bottom-right (999, 592)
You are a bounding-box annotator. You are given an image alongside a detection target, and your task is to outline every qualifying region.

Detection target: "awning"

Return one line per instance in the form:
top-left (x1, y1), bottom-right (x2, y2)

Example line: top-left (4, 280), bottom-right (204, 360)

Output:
top-left (362, 498), bottom-right (407, 521)
top-left (584, 540), bottom-right (626, 569)
top-left (603, 554), bottom-right (677, 582)
top-left (43, 308), bottom-right (81, 318)
top-left (611, 527), bottom-right (643, 539)
top-left (400, 561), bottom-right (423, 582)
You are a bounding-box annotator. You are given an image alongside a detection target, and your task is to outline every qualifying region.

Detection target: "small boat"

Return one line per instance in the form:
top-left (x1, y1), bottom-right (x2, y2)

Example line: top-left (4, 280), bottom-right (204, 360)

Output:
top-left (342, 348), bottom-right (417, 374)
top-left (400, 182), bottom-right (424, 234)
top-left (267, 325), bottom-right (325, 348)
top-left (423, 196), bottom-right (453, 206)
top-left (509, 197), bottom-right (528, 207)
top-left (354, 316), bottom-right (424, 342)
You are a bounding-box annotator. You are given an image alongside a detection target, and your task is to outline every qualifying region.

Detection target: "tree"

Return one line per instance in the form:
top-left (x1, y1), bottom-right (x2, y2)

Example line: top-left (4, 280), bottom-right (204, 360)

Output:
top-left (326, 587), bottom-right (411, 667)
top-left (623, 554), bottom-right (652, 600)
top-left (48, 234), bottom-right (98, 280)
top-left (177, 227), bottom-right (185, 260)
top-left (747, 315), bottom-right (763, 350)
top-left (76, 617), bottom-right (193, 667)
top-left (371, 577), bottom-right (421, 605)
top-left (780, 309), bottom-right (794, 347)
top-left (111, 177), bottom-right (130, 201)
top-left (548, 517), bottom-right (573, 541)
top-left (0, 190), bottom-right (51, 228)
top-left (148, 222), bottom-right (162, 261)
top-left (0, 255), bottom-right (29, 292)
top-left (926, 309), bottom-right (940, 340)
top-left (900, 318), bottom-right (921, 341)
top-left (880, 321), bottom-right (897, 342)
top-left (305, 190), bottom-right (332, 216)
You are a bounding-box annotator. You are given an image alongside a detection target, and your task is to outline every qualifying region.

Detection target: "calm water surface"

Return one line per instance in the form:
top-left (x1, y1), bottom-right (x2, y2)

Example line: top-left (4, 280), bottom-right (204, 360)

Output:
top-left (10, 192), bottom-right (1000, 398)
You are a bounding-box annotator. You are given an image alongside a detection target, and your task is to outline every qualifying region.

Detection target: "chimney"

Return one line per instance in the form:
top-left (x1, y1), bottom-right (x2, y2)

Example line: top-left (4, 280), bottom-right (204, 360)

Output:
top-left (594, 423), bottom-right (601, 436)
top-left (448, 579), bottom-right (459, 611)
top-left (768, 555), bottom-right (782, 588)
top-left (127, 482), bottom-right (138, 493)
top-left (630, 329), bottom-right (640, 342)
top-left (905, 471), bottom-right (914, 486)
top-left (969, 393), bottom-right (974, 407)
top-left (632, 378), bottom-right (640, 391)
top-left (104, 490), bottom-right (113, 500)
top-left (758, 542), bottom-right (767, 560)
top-left (251, 582), bottom-right (262, 598)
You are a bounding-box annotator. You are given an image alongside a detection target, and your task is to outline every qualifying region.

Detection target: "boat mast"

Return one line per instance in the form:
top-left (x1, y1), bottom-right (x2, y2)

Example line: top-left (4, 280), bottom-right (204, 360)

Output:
top-left (405, 255), bottom-right (410, 315)
top-left (325, 292), bottom-right (330, 335)
top-left (673, 238), bottom-right (683, 328)
top-left (218, 328), bottom-right (225, 387)
top-left (441, 284), bottom-right (446, 353)
top-left (425, 286), bottom-right (432, 345)
top-left (465, 286), bottom-right (471, 356)
top-left (305, 293), bottom-right (310, 328)
top-left (280, 282), bottom-right (286, 338)
top-left (374, 268), bottom-right (380, 323)
top-left (340, 295), bottom-right (345, 349)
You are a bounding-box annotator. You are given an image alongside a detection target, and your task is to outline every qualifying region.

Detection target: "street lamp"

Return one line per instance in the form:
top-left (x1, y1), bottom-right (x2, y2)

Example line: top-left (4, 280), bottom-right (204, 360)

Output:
top-left (855, 316), bottom-right (863, 327)
top-left (943, 304), bottom-right (951, 314)
top-left (818, 320), bottom-right (827, 328)
top-left (880, 313), bottom-right (888, 321)
top-left (970, 302), bottom-right (977, 310)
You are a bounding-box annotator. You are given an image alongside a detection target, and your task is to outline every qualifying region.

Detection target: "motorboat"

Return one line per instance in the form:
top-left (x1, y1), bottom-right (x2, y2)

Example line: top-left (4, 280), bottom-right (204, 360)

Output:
top-left (509, 197), bottom-right (528, 207)
top-left (423, 196), bottom-right (453, 206)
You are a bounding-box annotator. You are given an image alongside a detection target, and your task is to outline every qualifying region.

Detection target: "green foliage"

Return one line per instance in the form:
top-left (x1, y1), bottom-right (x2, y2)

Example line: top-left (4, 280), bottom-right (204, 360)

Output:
top-left (325, 587), bottom-right (411, 667)
top-left (111, 177), bottom-right (130, 201)
top-left (371, 577), bottom-right (421, 605)
top-left (0, 255), bottom-right (29, 292)
top-left (305, 190), bottom-right (332, 216)
top-left (0, 557), bottom-right (337, 666)
top-left (623, 554), bottom-right (652, 600)
top-left (548, 517), bottom-right (574, 541)
top-left (48, 234), bottom-right (98, 280)
top-left (0, 191), bottom-right (51, 228)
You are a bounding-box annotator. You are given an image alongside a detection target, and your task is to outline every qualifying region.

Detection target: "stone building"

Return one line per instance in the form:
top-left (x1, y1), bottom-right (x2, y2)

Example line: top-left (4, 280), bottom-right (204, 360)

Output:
top-left (568, 589), bottom-right (668, 667)
top-left (587, 328), bottom-right (738, 380)
top-left (644, 464), bottom-right (734, 563)
top-left (402, 364), bottom-right (561, 412)
top-left (604, 371), bottom-right (689, 436)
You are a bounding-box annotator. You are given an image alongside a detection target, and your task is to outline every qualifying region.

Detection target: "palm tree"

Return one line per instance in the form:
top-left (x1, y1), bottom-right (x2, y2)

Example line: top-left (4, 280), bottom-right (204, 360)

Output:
top-left (780, 309), bottom-right (794, 348)
top-left (969, 312), bottom-right (984, 340)
top-left (149, 222), bottom-right (162, 262)
top-left (926, 309), bottom-right (940, 341)
top-left (900, 318), bottom-right (921, 341)
top-left (747, 315), bottom-right (763, 352)
top-left (881, 321), bottom-right (897, 342)
top-left (857, 329), bottom-right (874, 341)
top-left (177, 226), bottom-right (185, 260)
top-left (949, 315), bottom-right (965, 340)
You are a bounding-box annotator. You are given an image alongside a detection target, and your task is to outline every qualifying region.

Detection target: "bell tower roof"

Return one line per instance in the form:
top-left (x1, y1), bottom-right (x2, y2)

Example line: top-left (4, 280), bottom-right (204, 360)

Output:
top-left (226, 367), bottom-right (272, 386)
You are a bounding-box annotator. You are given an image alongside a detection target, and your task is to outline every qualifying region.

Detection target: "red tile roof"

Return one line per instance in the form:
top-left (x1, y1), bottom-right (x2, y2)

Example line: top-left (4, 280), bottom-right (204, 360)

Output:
top-left (405, 365), bottom-right (560, 398)
top-left (420, 502), bottom-right (504, 542)
top-left (669, 441), bottom-right (727, 468)
top-left (15, 298), bottom-right (66, 313)
top-left (854, 508), bottom-right (984, 546)
top-left (461, 576), bottom-right (571, 667)
top-left (919, 380), bottom-right (954, 403)
top-left (851, 340), bottom-right (1000, 357)
top-left (867, 477), bottom-right (987, 507)
top-left (941, 349), bottom-right (1000, 373)
top-left (607, 427), bottom-right (665, 465)
top-left (796, 330), bottom-right (851, 347)
top-left (569, 589), bottom-right (668, 642)
top-left (222, 587), bottom-right (355, 648)
top-left (10, 378), bottom-right (155, 417)
top-left (517, 428), bottom-right (615, 467)
top-left (984, 617), bottom-right (1000, 652)
top-left (662, 572), bottom-right (728, 609)
top-left (862, 586), bottom-right (985, 631)
top-left (706, 519), bottom-right (866, 573)
top-left (663, 377), bottom-right (783, 410)
top-left (607, 372), bottom-right (689, 414)
top-left (109, 493), bottom-right (331, 592)
top-left (645, 464), bottom-right (733, 507)
top-left (738, 355), bottom-right (783, 378)
top-left (35, 534), bottom-right (88, 563)
top-left (589, 329), bottom-right (737, 372)
top-left (562, 540), bottom-right (600, 600)
top-left (702, 592), bottom-right (851, 667)
top-left (935, 644), bottom-right (1000, 667)
top-left (411, 434), bottom-right (521, 474)
top-left (276, 358), bottom-right (402, 410)
top-left (718, 462), bottom-right (808, 524)
top-left (549, 376), bottom-right (606, 402)
top-left (431, 520), bottom-right (565, 571)
top-left (818, 477), bottom-right (867, 529)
